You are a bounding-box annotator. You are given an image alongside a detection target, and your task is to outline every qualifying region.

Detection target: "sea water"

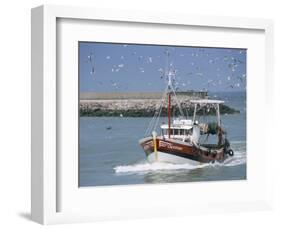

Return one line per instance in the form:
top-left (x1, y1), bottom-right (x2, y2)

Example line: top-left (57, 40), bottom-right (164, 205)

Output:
top-left (79, 91), bottom-right (246, 187)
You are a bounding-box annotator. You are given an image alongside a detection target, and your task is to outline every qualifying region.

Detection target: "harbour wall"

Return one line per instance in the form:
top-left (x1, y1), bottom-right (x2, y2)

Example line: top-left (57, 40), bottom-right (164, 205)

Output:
top-left (80, 91), bottom-right (239, 117)
top-left (80, 91), bottom-right (208, 100)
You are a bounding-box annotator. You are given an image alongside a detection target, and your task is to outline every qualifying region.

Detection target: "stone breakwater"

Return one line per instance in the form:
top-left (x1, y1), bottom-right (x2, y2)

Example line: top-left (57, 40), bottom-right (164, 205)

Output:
top-left (80, 97), bottom-right (239, 117)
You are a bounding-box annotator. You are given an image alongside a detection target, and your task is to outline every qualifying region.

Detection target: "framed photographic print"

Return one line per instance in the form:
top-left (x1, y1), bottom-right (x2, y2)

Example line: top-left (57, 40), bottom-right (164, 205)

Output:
top-left (31, 5), bottom-right (274, 224)
top-left (78, 42), bottom-right (247, 187)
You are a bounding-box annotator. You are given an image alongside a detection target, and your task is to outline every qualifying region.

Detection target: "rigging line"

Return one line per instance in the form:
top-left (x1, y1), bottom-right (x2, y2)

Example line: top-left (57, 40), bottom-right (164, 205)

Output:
top-left (145, 87), bottom-right (166, 136)
top-left (153, 93), bottom-right (165, 131)
top-left (184, 104), bottom-right (190, 118)
top-left (145, 107), bottom-right (158, 136)
top-left (153, 97), bottom-right (164, 132)
top-left (145, 113), bottom-right (157, 136)
top-left (149, 85), bottom-right (168, 133)
top-left (170, 85), bottom-right (184, 117)
top-left (144, 84), bottom-right (169, 136)
top-left (152, 85), bottom-right (168, 132)
top-left (151, 84), bottom-right (168, 132)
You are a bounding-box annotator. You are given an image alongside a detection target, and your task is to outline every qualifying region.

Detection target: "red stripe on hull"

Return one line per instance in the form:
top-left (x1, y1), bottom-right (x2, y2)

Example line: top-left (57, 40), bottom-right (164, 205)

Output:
top-left (140, 137), bottom-right (226, 163)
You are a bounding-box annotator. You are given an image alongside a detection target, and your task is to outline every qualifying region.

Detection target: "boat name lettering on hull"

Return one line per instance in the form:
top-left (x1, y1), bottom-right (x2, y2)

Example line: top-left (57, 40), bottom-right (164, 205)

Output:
top-left (159, 140), bottom-right (183, 151)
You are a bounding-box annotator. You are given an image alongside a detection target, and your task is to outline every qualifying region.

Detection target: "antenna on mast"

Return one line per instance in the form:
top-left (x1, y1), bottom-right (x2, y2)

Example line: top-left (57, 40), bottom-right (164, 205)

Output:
top-left (164, 49), bottom-right (176, 91)
top-left (168, 72), bottom-right (172, 88)
top-left (163, 49), bottom-right (184, 119)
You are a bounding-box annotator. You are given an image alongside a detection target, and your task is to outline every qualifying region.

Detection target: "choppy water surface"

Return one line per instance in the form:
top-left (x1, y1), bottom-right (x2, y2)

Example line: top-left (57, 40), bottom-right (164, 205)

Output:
top-left (79, 92), bottom-right (246, 187)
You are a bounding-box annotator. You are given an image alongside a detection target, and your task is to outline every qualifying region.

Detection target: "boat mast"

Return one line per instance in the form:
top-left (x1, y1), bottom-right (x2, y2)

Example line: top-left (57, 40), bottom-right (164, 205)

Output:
top-left (168, 91), bottom-right (171, 139)
top-left (192, 103), bottom-right (197, 124)
top-left (216, 103), bottom-right (221, 127)
top-left (165, 49), bottom-right (172, 139)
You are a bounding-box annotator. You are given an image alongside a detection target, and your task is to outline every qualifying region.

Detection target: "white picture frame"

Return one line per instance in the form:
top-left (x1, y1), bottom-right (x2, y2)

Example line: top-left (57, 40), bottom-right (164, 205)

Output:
top-left (31, 5), bottom-right (274, 225)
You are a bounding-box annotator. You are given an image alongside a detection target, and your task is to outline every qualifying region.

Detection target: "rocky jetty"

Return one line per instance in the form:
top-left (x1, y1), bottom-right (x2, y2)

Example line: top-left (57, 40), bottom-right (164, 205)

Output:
top-left (80, 92), bottom-right (239, 117)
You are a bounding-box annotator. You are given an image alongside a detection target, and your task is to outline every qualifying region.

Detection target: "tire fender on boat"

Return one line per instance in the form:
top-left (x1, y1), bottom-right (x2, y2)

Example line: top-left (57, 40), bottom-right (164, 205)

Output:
top-left (226, 149), bottom-right (234, 156)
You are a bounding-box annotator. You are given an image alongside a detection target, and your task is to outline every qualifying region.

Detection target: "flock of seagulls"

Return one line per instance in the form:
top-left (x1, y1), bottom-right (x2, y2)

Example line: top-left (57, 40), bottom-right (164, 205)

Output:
top-left (87, 52), bottom-right (95, 75)
top-left (85, 45), bottom-right (246, 92)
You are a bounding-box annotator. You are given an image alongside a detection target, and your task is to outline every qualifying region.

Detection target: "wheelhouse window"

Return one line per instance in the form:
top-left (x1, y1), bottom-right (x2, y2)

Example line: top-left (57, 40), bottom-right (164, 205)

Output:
top-left (161, 128), bottom-right (189, 136)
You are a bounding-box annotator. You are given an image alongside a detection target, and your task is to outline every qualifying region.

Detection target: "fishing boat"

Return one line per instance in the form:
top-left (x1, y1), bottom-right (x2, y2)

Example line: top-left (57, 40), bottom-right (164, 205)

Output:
top-left (139, 58), bottom-right (234, 165)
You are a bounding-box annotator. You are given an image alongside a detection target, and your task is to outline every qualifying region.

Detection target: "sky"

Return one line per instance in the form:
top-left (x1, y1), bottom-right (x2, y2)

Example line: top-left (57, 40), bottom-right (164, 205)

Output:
top-left (79, 42), bottom-right (246, 93)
